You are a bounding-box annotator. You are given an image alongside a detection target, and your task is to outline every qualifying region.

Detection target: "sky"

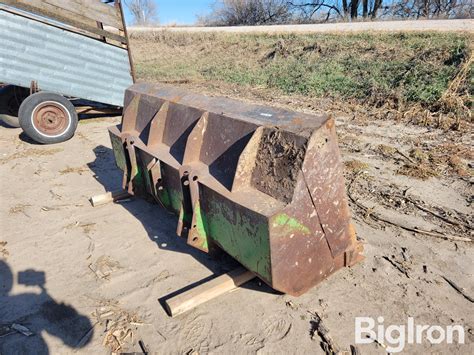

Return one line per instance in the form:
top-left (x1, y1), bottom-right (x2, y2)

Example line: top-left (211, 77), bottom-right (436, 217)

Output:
top-left (122, 0), bottom-right (215, 25)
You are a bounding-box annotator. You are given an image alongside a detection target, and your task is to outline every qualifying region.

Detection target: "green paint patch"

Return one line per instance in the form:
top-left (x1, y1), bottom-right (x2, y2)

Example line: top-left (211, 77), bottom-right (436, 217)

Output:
top-left (158, 187), bottom-right (171, 207)
top-left (193, 203), bottom-right (209, 251)
top-left (169, 188), bottom-right (184, 216)
top-left (272, 213), bottom-right (310, 235)
top-left (110, 135), bottom-right (126, 171)
top-left (194, 204), bottom-right (207, 237)
top-left (206, 199), bottom-right (272, 282)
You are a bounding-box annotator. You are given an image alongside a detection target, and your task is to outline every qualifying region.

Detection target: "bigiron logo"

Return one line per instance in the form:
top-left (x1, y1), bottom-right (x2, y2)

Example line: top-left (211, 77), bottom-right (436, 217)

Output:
top-left (355, 316), bottom-right (465, 353)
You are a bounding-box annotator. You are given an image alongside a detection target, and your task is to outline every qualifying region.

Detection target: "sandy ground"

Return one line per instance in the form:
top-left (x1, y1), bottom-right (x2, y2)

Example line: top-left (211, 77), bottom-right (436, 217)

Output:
top-left (0, 100), bottom-right (473, 354)
top-left (129, 19), bottom-right (474, 34)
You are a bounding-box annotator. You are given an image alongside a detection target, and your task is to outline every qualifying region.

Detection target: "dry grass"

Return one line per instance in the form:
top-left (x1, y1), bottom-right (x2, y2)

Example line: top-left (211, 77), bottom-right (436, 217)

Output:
top-left (448, 156), bottom-right (472, 177)
top-left (90, 300), bottom-right (142, 353)
top-left (0, 241), bottom-right (9, 258)
top-left (1, 148), bottom-right (63, 164)
top-left (406, 145), bottom-right (472, 178)
top-left (130, 31), bottom-right (473, 130)
top-left (344, 159), bottom-right (369, 173)
top-left (409, 148), bottom-right (430, 163)
top-left (377, 144), bottom-right (397, 158)
top-left (59, 166), bottom-right (90, 175)
top-left (9, 204), bottom-right (31, 215)
top-left (65, 221), bottom-right (97, 236)
top-left (397, 164), bottom-right (439, 180)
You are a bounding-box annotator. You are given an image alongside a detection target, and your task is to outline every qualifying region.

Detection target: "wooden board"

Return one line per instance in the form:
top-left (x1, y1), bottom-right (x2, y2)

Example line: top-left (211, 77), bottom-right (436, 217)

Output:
top-left (164, 267), bottom-right (255, 317)
top-left (90, 190), bottom-right (130, 207)
top-left (45, 0), bottom-right (123, 29)
top-left (1, 0), bottom-right (126, 43)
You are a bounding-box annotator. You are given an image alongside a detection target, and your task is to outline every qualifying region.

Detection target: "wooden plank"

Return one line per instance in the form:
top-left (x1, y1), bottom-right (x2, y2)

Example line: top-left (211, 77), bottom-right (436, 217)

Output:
top-left (116, 0), bottom-right (135, 81)
top-left (82, 0), bottom-right (122, 23)
top-left (89, 190), bottom-right (130, 207)
top-left (2, 1), bottom-right (127, 43)
top-left (77, 107), bottom-right (120, 114)
top-left (96, 20), bottom-right (107, 42)
top-left (0, 6), bottom-right (126, 48)
top-left (5, 0), bottom-right (95, 28)
top-left (45, 0), bottom-right (123, 29)
top-left (76, 106), bottom-right (122, 115)
top-left (164, 267), bottom-right (255, 317)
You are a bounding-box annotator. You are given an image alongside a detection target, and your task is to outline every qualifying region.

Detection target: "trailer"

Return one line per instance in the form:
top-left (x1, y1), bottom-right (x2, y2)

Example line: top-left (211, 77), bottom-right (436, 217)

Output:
top-left (0, 0), bottom-right (134, 144)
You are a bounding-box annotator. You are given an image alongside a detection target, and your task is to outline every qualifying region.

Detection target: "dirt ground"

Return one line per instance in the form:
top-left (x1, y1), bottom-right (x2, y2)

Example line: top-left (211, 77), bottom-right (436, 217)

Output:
top-left (0, 90), bottom-right (473, 354)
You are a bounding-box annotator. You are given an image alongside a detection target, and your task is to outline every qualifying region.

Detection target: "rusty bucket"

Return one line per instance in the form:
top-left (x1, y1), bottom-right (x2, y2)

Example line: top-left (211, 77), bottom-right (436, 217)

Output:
top-left (109, 83), bottom-right (363, 296)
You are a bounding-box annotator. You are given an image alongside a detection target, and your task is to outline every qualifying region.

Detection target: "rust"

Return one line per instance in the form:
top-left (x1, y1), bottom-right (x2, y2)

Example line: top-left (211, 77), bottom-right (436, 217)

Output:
top-left (109, 83), bottom-right (363, 296)
top-left (325, 117), bottom-right (335, 129)
top-left (33, 102), bottom-right (69, 136)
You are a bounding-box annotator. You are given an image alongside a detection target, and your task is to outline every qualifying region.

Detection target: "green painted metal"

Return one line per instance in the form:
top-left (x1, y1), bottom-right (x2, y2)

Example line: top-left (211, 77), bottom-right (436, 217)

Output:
top-left (191, 203), bottom-right (210, 252)
top-left (202, 191), bottom-right (272, 282)
top-left (271, 213), bottom-right (311, 236)
top-left (109, 131), bottom-right (127, 172)
top-left (108, 83), bottom-right (364, 296)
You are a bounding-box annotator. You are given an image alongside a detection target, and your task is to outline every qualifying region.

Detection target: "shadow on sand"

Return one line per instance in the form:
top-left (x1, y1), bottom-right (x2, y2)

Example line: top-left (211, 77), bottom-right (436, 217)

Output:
top-left (87, 145), bottom-right (279, 312)
top-left (0, 260), bottom-right (93, 354)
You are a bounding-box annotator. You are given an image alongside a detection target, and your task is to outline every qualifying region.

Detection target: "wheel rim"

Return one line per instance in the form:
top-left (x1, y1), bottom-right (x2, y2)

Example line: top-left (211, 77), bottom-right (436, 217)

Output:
top-left (32, 101), bottom-right (71, 137)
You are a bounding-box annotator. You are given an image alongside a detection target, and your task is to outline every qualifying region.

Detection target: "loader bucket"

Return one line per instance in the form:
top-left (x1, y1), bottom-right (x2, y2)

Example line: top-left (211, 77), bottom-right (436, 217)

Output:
top-left (109, 83), bottom-right (363, 296)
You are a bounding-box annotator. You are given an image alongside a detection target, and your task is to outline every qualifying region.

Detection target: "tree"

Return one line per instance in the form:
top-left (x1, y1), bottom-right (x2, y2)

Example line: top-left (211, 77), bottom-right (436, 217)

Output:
top-left (388, 0), bottom-right (459, 18)
top-left (362, 0), bottom-right (368, 17)
top-left (288, 1), bottom-right (344, 22)
top-left (202, 0), bottom-right (292, 26)
top-left (124, 0), bottom-right (158, 25)
top-left (201, 0), bottom-right (472, 24)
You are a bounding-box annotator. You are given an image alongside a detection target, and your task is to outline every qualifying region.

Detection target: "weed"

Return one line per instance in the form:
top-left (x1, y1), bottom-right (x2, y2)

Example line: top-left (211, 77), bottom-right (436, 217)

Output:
top-left (409, 148), bottom-right (429, 162)
top-left (132, 31), bottom-right (472, 121)
top-left (59, 166), bottom-right (89, 175)
top-left (397, 164), bottom-right (438, 180)
top-left (344, 160), bottom-right (369, 173)
top-left (377, 144), bottom-right (397, 158)
top-left (1, 148), bottom-right (63, 164)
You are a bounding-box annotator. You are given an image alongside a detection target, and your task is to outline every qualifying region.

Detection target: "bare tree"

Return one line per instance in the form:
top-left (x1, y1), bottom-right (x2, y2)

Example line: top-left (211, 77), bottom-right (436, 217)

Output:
top-left (202, 0), bottom-right (292, 26)
top-left (200, 0), bottom-right (472, 25)
top-left (369, 0), bottom-right (384, 18)
top-left (362, 0), bottom-right (368, 17)
top-left (388, 0), bottom-right (464, 18)
top-left (124, 0), bottom-right (158, 25)
top-left (288, 1), bottom-right (344, 22)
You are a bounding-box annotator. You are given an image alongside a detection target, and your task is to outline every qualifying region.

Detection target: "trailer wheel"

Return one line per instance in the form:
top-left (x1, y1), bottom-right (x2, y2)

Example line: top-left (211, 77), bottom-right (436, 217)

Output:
top-left (19, 92), bottom-right (78, 144)
top-left (0, 85), bottom-right (30, 128)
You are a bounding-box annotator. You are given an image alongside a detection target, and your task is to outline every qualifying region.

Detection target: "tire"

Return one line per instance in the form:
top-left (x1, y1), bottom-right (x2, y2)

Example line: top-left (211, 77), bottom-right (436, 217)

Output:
top-left (0, 114), bottom-right (20, 128)
top-left (0, 85), bottom-right (30, 128)
top-left (19, 92), bottom-right (78, 144)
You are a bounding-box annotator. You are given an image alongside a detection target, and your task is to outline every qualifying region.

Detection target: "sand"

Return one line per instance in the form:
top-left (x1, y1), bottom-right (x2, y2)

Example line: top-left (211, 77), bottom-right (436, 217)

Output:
top-left (0, 109), bottom-right (472, 353)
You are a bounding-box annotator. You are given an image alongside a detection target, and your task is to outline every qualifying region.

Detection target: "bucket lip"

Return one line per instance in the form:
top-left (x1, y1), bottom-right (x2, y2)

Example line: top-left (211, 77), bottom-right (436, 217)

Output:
top-left (127, 83), bottom-right (330, 132)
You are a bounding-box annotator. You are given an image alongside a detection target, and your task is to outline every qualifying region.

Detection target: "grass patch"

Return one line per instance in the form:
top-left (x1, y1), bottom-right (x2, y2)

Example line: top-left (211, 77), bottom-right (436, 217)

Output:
top-left (344, 159), bottom-right (369, 173)
top-left (397, 164), bottom-right (439, 180)
top-left (1, 147), bottom-right (63, 164)
top-left (131, 31), bottom-right (472, 118)
top-left (59, 166), bottom-right (89, 175)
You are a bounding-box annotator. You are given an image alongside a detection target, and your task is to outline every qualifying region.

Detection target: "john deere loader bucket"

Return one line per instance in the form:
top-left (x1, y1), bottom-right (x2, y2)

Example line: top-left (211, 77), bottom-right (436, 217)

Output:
top-left (109, 83), bottom-right (363, 296)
